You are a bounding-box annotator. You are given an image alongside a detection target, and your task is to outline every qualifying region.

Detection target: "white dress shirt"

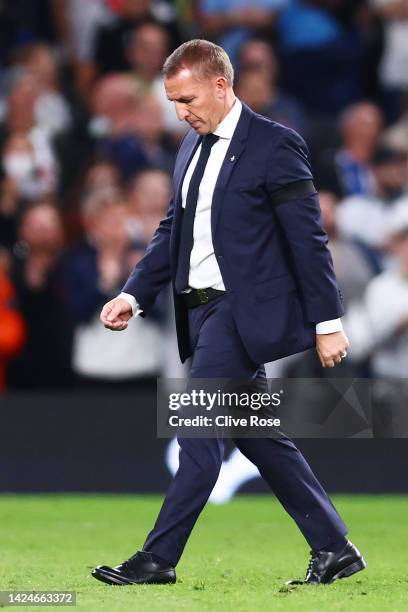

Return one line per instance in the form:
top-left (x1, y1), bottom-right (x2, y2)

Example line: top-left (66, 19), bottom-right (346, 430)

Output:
top-left (120, 98), bottom-right (342, 334)
top-left (180, 98), bottom-right (243, 290)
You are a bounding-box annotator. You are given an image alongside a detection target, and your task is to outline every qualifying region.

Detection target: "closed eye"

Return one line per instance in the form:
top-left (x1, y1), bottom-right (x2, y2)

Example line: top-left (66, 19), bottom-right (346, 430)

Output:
top-left (168, 97), bottom-right (195, 104)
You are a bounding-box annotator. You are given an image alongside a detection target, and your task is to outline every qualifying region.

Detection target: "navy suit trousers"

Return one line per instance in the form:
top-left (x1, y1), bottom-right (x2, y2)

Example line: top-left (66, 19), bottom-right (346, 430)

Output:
top-left (143, 293), bottom-right (347, 566)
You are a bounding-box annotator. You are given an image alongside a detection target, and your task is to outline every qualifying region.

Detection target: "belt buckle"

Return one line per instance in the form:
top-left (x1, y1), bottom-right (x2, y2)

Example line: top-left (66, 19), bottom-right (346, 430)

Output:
top-left (197, 288), bottom-right (209, 304)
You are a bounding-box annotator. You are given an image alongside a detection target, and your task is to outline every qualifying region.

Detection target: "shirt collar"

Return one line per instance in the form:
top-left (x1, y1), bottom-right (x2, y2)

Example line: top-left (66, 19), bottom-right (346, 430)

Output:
top-left (213, 98), bottom-right (242, 140)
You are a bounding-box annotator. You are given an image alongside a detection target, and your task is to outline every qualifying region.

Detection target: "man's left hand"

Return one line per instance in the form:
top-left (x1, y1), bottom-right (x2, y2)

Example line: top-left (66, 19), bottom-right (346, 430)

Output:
top-left (316, 330), bottom-right (350, 368)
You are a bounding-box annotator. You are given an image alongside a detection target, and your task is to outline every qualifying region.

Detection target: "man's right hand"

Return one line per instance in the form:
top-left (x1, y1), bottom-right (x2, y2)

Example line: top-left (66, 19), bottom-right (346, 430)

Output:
top-left (100, 297), bottom-right (132, 331)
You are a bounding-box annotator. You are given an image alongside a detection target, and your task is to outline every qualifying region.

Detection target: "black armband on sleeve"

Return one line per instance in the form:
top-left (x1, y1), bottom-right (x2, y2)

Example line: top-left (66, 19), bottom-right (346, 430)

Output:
top-left (270, 179), bottom-right (316, 207)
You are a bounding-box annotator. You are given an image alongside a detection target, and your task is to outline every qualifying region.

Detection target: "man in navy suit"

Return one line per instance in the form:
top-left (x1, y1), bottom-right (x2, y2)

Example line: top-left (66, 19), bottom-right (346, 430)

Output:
top-left (93, 40), bottom-right (366, 586)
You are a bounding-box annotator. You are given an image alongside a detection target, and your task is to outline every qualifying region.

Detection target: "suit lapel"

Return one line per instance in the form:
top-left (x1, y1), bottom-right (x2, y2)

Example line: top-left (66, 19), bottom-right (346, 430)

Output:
top-left (211, 103), bottom-right (253, 238)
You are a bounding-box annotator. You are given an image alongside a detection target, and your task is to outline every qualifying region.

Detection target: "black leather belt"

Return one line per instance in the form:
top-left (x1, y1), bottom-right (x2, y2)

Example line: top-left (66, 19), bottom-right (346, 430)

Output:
top-left (182, 288), bottom-right (227, 308)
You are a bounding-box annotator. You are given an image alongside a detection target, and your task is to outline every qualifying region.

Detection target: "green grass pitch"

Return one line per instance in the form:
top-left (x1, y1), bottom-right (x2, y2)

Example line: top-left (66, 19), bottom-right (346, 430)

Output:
top-left (0, 494), bottom-right (407, 611)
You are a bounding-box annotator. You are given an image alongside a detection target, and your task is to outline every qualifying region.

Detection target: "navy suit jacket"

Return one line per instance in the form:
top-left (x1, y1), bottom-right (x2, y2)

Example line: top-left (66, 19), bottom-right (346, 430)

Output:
top-left (123, 103), bottom-right (344, 364)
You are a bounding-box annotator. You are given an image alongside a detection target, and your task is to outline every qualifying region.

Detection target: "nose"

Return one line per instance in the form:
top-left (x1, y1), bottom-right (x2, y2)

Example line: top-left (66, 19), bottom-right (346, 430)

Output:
top-left (175, 102), bottom-right (189, 122)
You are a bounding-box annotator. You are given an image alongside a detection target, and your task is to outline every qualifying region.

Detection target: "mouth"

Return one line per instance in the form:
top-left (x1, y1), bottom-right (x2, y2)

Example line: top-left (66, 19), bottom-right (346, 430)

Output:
top-left (188, 120), bottom-right (201, 129)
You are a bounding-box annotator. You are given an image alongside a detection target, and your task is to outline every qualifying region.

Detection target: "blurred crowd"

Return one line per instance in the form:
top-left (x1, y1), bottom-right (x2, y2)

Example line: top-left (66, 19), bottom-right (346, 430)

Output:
top-left (1, 0), bottom-right (408, 391)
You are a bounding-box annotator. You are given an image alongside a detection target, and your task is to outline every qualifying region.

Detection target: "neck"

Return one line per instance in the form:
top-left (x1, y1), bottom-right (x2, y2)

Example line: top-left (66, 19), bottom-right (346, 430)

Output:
top-left (218, 90), bottom-right (237, 125)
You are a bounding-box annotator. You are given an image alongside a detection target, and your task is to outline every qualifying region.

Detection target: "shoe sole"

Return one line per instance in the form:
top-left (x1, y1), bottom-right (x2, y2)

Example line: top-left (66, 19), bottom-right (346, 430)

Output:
top-left (92, 567), bottom-right (176, 586)
top-left (328, 557), bottom-right (367, 583)
top-left (92, 568), bottom-right (132, 585)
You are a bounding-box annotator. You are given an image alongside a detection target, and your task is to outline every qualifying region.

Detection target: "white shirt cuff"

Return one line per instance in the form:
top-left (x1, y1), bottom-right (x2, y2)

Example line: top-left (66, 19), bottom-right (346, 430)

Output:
top-left (316, 318), bottom-right (343, 334)
top-left (118, 292), bottom-right (143, 317)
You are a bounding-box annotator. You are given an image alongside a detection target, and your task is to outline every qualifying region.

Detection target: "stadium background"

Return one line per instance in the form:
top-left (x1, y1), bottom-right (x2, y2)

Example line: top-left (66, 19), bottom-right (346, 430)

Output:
top-left (1, 2), bottom-right (408, 610)
top-left (1, 0), bottom-right (408, 493)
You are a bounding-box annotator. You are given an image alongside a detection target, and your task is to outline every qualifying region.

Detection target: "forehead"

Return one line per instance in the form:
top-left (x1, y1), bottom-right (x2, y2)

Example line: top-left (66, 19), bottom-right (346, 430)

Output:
top-left (164, 68), bottom-right (207, 99)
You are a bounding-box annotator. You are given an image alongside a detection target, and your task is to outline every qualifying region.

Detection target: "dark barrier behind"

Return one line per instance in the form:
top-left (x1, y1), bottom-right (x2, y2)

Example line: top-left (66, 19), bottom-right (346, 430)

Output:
top-left (1, 391), bottom-right (407, 493)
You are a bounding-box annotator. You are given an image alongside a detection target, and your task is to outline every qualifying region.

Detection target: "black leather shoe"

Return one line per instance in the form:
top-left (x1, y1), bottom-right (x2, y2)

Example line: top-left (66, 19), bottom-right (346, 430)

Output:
top-left (92, 551), bottom-right (176, 585)
top-left (287, 540), bottom-right (366, 585)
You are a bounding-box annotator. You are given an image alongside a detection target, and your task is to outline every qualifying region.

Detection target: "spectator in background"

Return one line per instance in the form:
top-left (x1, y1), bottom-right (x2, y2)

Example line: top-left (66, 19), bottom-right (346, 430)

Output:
top-left (6, 202), bottom-right (73, 389)
top-left (126, 20), bottom-right (169, 80)
top-left (66, 0), bottom-right (115, 99)
top-left (18, 43), bottom-right (72, 138)
top-left (127, 20), bottom-right (168, 85)
top-left (126, 20), bottom-right (186, 137)
top-left (0, 0), bottom-right (56, 66)
top-left (0, 247), bottom-right (26, 392)
top-left (236, 39), bottom-right (305, 134)
top-left (93, 0), bottom-right (153, 73)
top-left (343, 199), bottom-right (408, 378)
top-left (0, 126), bottom-right (57, 249)
top-left (337, 145), bottom-right (408, 255)
top-left (373, 0), bottom-right (408, 121)
top-left (316, 102), bottom-right (384, 197)
top-left (1, 130), bottom-right (57, 203)
top-left (382, 88), bottom-right (408, 155)
top-left (62, 159), bottom-right (123, 245)
top-left (197, 0), bottom-right (288, 66)
top-left (62, 190), bottom-right (163, 387)
top-left (82, 160), bottom-right (122, 199)
top-left (88, 73), bottom-right (149, 179)
top-left (132, 94), bottom-right (174, 173)
top-left (319, 190), bottom-right (382, 304)
top-left (1, 74), bottom-right (40, 136)
top-left (89, 73), bottom-right (138, 138)
top-left (93, 0), bottom-right (180, 75)
top-left (276, 0), bottom-right (368, 117)
top-left (126, 168), bottom-right (171, 242)
top-left (0, 75), bottom-right (58, 198)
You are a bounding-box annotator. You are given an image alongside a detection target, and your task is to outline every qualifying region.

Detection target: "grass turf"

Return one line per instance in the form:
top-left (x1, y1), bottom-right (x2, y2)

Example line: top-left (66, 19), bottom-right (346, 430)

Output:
top-left (0, 495), bottom-right (407, 611)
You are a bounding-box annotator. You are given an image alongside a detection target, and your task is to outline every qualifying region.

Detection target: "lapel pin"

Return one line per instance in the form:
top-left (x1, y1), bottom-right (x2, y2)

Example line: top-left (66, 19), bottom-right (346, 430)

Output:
top-left (230, 155), bottom-right (235, 162)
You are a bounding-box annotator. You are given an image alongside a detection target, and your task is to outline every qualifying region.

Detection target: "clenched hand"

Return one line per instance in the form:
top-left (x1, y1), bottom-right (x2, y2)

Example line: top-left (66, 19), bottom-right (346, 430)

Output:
top-left (316, 330), bottom-right (350, 368)
top-left (100, 297), bottom-right (132, 331)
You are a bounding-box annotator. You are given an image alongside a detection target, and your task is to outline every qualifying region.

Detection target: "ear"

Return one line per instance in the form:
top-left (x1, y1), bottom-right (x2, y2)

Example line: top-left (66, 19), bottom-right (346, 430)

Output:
top-left (215, 76), bottom-right (228, 99)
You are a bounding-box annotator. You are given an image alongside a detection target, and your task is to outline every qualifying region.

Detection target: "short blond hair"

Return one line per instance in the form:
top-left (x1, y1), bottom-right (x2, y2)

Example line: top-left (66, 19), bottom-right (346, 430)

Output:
top-left (163, 39), bottom-right (234, 86)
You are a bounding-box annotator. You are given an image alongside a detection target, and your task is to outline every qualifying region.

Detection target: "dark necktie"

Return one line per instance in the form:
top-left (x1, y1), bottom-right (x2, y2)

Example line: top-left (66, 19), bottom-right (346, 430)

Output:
top-left (175, 133), bottom-right (220, 293)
